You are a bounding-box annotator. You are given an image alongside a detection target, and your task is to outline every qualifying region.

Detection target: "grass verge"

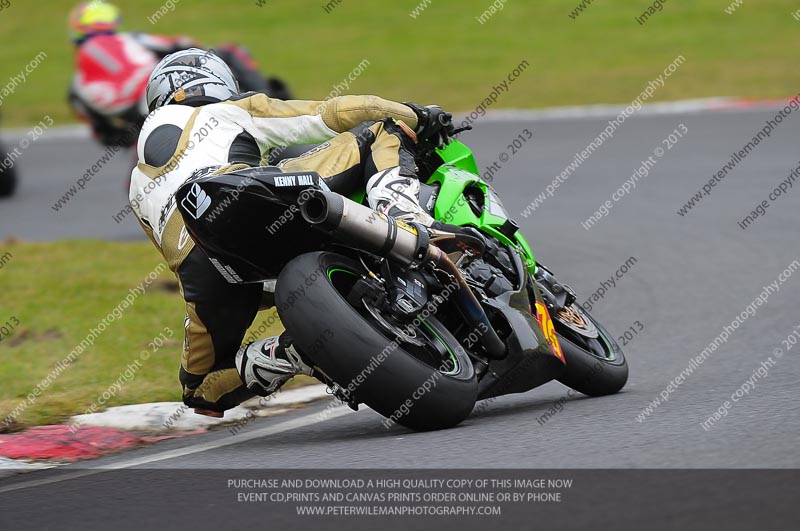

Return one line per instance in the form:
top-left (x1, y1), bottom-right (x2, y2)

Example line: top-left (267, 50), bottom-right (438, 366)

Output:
top-left (0, 239), bottom-right (303, 430)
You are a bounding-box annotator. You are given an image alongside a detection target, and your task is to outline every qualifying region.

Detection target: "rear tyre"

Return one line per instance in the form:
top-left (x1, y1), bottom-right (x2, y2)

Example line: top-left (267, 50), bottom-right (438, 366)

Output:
top-left (276, 251), bottom-right (478, 431)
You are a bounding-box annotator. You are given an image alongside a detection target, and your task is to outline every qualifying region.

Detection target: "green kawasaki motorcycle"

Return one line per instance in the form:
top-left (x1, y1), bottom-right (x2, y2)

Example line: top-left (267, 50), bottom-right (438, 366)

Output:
top-left (177, 136), bottom-right (629, 431)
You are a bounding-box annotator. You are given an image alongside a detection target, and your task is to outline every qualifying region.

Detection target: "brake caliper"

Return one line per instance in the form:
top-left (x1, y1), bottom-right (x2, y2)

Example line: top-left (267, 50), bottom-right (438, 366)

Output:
top-left (388, 269), bottom-right (428, 317)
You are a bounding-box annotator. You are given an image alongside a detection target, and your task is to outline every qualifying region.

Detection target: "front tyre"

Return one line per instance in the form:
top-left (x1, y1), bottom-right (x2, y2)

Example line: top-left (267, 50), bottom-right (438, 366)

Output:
top-left (276, 252), bottom-right (478, 431)
top-left (553, 304), bottom-right (628, 396)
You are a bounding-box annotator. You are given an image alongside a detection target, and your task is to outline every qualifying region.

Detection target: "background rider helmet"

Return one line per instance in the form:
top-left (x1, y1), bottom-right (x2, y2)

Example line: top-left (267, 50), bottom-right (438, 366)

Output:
top-left (68, 1), bottom-right (122, 45)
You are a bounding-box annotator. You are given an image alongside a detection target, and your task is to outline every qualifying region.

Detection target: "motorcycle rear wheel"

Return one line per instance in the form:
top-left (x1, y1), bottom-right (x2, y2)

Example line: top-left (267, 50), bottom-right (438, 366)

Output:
top-left (276, 251), bottom-right (478, 431)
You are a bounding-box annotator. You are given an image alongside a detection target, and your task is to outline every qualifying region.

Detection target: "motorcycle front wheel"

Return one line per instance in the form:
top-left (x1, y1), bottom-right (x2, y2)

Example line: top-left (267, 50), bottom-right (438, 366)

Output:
top-left (552, 303), bottom-right (629, 396)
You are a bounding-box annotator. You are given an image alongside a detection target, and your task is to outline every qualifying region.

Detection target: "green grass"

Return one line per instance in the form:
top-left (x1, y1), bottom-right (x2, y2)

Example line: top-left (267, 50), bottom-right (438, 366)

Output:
top-left (0, 240), bottom-right (296, 429)
top-left (0, 0), bottom-right (798, 127)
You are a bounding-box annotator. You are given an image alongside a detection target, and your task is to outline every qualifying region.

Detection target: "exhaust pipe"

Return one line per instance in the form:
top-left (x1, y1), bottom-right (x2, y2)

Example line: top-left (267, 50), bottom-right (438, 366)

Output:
top-left (427, 245), bottom-right (508, 358)
top-left (300, 189), bottom-right (430, 266)
top-left (301, 190), bottom-right (507, 359)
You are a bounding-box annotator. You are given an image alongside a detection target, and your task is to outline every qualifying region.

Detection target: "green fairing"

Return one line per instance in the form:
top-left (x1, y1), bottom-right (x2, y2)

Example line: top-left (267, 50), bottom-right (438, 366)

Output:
top-left (345, 140), bottom-right (537, 272)
top-left (428, 141), bottom-right (537, 272)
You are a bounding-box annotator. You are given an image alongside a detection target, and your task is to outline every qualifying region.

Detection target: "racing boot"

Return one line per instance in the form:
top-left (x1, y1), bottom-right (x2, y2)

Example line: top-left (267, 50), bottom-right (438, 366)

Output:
top-left (366, 166), bottom-right (435, 227)
top-left (235, 332), bottom-right (313, 396)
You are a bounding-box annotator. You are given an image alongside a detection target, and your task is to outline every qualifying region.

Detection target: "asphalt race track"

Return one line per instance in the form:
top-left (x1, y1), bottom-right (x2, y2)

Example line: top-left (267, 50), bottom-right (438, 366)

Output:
top-left (1, 107), bottom-right (798, 529)
top-left (0, 129), bottom-right (143, 241)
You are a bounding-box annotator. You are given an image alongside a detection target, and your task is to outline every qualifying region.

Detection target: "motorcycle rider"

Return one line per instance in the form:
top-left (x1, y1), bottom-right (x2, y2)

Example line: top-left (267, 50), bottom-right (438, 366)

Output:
top-left (68, 1), bottom-right (290, 148)
top-left (133, 49), bottom-right (456, 417)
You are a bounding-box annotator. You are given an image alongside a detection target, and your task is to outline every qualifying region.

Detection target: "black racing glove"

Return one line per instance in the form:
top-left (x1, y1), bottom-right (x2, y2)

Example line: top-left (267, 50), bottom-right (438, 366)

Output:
top-left (404, 102), bottom-right (456, 148)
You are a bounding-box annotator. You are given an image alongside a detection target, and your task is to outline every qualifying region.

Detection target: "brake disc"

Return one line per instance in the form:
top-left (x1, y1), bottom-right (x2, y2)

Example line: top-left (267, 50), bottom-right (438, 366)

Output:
top-left (361, 298), bottom-right (427, 347)
top-left (555, 304), bottom-right (599, 339)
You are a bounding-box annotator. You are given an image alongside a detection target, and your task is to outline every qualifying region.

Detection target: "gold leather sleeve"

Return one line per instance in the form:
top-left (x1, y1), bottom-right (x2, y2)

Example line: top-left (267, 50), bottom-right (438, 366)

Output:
top-left (225, 93), bottom-right (419, 133)
top-left (316, 95), bottom-right (419, 132)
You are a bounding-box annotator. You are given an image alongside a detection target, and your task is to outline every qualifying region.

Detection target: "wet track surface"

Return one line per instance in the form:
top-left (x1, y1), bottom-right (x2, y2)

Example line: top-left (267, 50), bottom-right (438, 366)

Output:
top-left (1, 108), bottom-right (798, 528)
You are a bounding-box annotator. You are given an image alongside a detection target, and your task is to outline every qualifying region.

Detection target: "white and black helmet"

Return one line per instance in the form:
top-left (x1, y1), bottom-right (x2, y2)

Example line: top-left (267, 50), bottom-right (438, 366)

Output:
top-left (145, 48), bottom-right (239, 112)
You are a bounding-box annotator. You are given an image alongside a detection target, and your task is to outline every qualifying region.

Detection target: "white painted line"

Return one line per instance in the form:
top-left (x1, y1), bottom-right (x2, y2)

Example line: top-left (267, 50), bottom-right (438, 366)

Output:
top-left (458, 98), bottom-right (786, 123)
top-left (71, 384), bottom-right (331, 432)
top-left (0, 457), bottom-right (52, 478)
top-left (0, 405), bottom-right (352, 494)
top-left (241, 383), bottom-right (330, 408)
top-left (0, 124), bottom-right (90, 143)
top-left (0, 97), bottom-right (788, 144)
